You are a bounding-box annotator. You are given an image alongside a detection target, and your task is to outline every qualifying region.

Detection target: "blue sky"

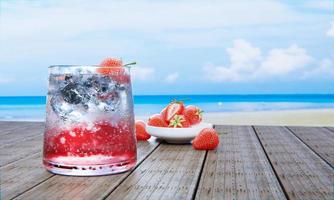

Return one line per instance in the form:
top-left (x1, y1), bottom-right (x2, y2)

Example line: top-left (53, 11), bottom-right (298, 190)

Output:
top-left (0, 0), bottom-right (333, 95)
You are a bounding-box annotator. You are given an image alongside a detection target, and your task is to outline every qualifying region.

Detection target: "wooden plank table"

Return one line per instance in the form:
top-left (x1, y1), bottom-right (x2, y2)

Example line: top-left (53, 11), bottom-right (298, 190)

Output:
top-left (1, 122), bottom-right (333, 200)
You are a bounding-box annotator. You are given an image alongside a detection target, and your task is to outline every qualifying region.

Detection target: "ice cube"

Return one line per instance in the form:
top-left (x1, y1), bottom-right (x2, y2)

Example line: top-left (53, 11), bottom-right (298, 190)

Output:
top-left (67, 110), bottom-right (83, 122)
top-left (116, 83), bottom-right (128, 91)
top-left (96, 76), bottom-right (117, 95)
top-left (98, 101), bottom-right (118, 112)
top-left (60, 82), bottom-right (83, 104)
top-left (50, 95), bottom-right (74, 119)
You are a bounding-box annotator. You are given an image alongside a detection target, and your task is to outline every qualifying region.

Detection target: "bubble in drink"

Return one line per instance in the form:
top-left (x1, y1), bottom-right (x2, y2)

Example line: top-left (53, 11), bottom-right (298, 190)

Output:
top-left (43, 64), bottom-right (136, 176)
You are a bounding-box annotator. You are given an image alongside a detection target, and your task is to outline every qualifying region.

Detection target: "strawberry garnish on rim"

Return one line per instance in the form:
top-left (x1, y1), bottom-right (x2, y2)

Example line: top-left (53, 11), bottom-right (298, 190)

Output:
top-left (192, 128), bottom-right (219, 150)
top-left (97, 58), bottom-right (136, 84)
top-left (168, 114), bottom-right (190, 128)
top-left (161, 100), bottom-right (185, 122)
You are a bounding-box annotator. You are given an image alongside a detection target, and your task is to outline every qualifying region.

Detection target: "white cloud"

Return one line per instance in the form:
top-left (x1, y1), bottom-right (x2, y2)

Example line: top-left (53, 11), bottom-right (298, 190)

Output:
top-left (327, 21), bottom-right (334, 37)
top-left (302, 58), bottom-right (334, 79)
top-left (165, 72), bottom-right (179, 83)
top-left (304, 0), bottom-right (333, 11)
top-left (203, 39), bottom-right (314, 82)
top-left (258, 44), bottom-right (313, 75)
top-left (0, 0), bottom-right (302, 42)
top-left (131, 67), bottom-right (155, 81)
top-left (226, 39), bottom-right (261, 72)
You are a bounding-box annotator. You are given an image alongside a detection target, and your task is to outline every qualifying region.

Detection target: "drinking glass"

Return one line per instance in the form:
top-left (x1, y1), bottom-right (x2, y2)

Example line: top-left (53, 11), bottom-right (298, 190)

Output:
top-left (43, 65), bottom-right (136, 176)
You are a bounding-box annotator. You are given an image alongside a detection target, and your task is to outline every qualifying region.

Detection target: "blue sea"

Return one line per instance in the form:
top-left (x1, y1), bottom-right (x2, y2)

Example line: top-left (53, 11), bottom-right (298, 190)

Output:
top-left (1, 95), bottom-right (334, 121)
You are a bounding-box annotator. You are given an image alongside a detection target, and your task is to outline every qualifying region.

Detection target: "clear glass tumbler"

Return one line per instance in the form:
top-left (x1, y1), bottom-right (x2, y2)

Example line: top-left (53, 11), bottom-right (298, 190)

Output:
top-left (43, 65), bottom-right (137, 176)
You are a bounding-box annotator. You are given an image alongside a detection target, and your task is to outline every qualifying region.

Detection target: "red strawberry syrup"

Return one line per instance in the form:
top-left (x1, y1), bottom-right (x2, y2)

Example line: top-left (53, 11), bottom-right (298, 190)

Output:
top-left (43, 120), bottom-right (137, 175)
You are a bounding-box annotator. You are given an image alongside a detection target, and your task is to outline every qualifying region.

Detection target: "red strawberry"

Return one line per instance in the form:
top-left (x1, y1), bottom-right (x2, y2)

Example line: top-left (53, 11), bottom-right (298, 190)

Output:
top-left (161, 101), bottom-right (185, 122)
top-left (98, 58), bottom-right (130, 84)
top-left (135, 120), bottom-right (151, 140)
top-left (100, 58), bottom-right (123, 67)
top-left (192, 128), bottom-right (219, 150)
top-left (160, 107), bottom-right (167, 121)
top-left (168, 115), bottom-right (190, 128)
top-left (147, 114), bottom-right (168, 127)
top-left (184, 105), bottom-right (203, 125)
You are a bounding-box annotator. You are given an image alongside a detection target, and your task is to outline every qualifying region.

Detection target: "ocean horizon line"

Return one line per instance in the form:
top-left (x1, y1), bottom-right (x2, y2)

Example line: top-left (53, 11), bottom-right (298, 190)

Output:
top-left (1, 93), bottom-right (334, 97)
top-left (1, 94), bottom-right (334, 120)
top-left (1, 94), bottom-right (334, 105)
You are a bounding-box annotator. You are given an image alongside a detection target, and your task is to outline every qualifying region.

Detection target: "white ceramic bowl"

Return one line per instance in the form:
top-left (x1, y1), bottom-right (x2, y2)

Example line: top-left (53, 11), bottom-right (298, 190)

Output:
top-left (146, 122), bottom-right (213, 144)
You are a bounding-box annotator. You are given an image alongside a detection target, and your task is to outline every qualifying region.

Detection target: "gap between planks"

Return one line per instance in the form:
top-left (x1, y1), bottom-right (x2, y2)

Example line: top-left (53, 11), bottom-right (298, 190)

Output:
top-left (251, 126), bottom-right (290, 200)
top-left (12, 141), bottom-right (161, 200)
top-left (99, 142), bottom-right (162, 200)
top-left (285, 126), bottom-right (334, 169)
top-left (253, 126), bottom-right (334, 200)
top-left (191, 151), bottom-right (208, 200)
top-left (193, 125), bottom-right (287, 200)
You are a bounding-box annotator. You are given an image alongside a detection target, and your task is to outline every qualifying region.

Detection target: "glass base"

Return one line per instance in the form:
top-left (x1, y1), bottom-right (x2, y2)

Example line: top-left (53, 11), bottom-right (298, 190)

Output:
top-left (43, 158), bottom-right (136, 176)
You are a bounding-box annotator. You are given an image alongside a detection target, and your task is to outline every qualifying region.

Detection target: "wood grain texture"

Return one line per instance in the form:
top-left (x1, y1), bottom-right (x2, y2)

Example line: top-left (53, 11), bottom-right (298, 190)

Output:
top-left (1, 152), bottom-right (54, 200)
top-left (2, 122), bottom-right (334, 200)
top-left (0, 122), bottom-right (44, 147)
top-left (0, 134), bottom-right (43, 167)
top-left (287, 126), bottom-right (334, 168)
top-left (0, 121), bottom-right (42, 134)
top-left (254, 126), bottom-right (334, 200)
top-left (14, 140), bottom-right (159, 200)
top-left (326, 127), bottom-right (334, 133)
top-left (105, 144), bottom-right (206, 200)
top-left (195, 125), bottom-right (286, 200)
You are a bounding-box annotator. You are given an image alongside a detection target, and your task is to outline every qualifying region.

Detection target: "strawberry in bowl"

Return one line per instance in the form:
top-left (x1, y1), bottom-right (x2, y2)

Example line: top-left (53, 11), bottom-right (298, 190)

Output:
top-left (145, 101), bottom-right (213, 144)
top-left (161, 100), bottom-right (185, 122)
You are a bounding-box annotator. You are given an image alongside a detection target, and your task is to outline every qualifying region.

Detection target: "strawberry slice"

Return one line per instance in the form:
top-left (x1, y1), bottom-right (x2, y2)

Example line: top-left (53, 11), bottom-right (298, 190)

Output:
top-left (147, 114), bottom-right (168, 127)
top-left (161, 101), bottom-right (185, 122)
top-left (169, 114), bottom-right (190, 128)
top-left (98, 58), bottom-right (130, 84)
top-left (184, 105), bottom-right (203, 125)
top-left (192, 128), bottom-right (219, 150)
top-left (135, 120), bottom-right (151, 140)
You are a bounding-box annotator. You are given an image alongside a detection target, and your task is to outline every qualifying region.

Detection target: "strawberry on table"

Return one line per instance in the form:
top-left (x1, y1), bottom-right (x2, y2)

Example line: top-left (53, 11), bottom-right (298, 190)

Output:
top-left (135, 120), bottom-right (151, 140)
top-left (147, 114), bottom-right (168, 127)
top-left (161, 101), bottom-right (185, 122)
top-left (184, 105), bottom-right (203, 125)
top-left (168, 115), bottom-right (190, 128)
top-left (192, 128), bottom-right (219, 150)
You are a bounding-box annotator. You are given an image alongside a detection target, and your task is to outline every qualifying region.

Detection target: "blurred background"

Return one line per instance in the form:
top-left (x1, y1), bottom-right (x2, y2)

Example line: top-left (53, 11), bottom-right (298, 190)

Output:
top-left (0, 0), bottom-right (333, 124)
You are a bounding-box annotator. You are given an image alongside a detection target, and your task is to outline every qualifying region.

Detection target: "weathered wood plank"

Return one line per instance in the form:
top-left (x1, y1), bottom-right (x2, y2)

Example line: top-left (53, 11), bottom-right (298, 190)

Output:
top-left (0, 121), bottom-right (40, 133)
top-left (105, 144), bottom-right (206, 200)
top-left (0, 121), bottom-right (43, 135)
top-left (0, 134), bottom-right (43, 167)
top-left (326, 127), bottom-right (334, 133)
top-left (287, 126), bottom-right (334, 168)
top-left (195, 125), bottom-right (286, 200)
top-left (0, 122), bottom-right (44, 146)
top-left (254, 126), bottom-right (334, 200)
top-left (13, 140), bottom-right (159, 200)
top-left (0, 121), bottom-right (26, 134)
top-left (1, 152), bottom-right (54, 200)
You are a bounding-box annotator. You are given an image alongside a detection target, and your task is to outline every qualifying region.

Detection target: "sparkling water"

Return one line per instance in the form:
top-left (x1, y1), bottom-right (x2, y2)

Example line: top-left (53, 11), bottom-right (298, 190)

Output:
top-left (43, 65), bottom-right (136, 176)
